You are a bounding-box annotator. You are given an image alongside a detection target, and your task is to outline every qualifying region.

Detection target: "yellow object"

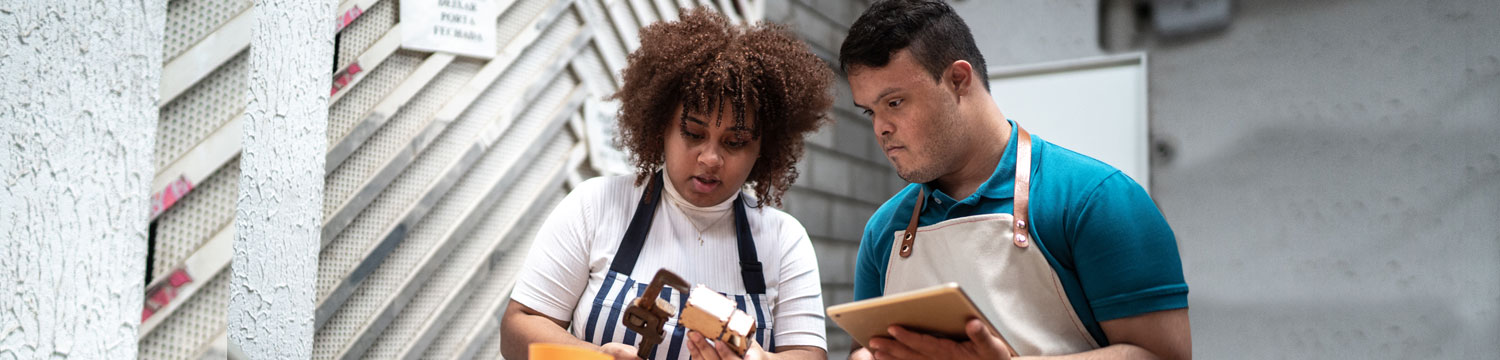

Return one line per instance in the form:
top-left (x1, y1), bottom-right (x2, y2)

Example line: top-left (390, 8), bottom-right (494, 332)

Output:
top-left (528, 344), bottom-right (610, 360)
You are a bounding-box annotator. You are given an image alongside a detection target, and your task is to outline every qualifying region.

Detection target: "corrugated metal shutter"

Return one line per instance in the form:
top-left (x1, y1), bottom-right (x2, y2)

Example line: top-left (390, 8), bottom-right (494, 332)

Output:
top-left (142, 0), bottom-right (760, 358)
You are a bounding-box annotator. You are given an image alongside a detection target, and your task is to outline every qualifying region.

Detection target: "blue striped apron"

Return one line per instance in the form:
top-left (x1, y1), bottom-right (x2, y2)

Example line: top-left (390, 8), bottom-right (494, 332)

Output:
top-left (571, 172), bottom-right (776, 360)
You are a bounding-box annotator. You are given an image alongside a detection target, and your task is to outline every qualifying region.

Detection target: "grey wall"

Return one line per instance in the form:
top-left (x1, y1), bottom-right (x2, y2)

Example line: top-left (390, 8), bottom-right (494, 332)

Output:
top-left (788, 0), bottom-right (1499, 358)
top-left (229, 0), bottom-right (335, 357)
top-left (0, 1), bottom-right (165, 358)
top-left (1141, 1), bottom-right (1500, 358)
top-left (763, 1), bottom-right (906, 357)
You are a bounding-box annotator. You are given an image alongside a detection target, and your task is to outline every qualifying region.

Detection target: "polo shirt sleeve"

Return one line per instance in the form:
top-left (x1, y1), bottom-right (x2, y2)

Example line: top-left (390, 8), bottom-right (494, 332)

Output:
top-left (853, 206), bottom-right (895, 301)
top-left (1068, 172), bottom-right (1189, 322)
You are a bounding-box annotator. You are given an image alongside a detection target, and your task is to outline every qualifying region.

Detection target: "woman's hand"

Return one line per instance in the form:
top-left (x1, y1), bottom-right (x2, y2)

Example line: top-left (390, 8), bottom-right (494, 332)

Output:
top-left (599, 342), bottom-right (642, 360)
top-left (685, 331), bottom-right (771, 360)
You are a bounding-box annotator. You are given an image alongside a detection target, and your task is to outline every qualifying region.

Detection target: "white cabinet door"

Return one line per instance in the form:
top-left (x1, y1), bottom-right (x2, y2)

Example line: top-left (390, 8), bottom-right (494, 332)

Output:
top-left (988, 53), bottom-right (1150, 191)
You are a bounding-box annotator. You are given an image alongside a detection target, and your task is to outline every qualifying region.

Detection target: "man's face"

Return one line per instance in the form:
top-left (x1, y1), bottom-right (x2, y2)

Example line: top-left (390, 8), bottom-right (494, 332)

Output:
top-left (849, 50), bottom-right (966, 184)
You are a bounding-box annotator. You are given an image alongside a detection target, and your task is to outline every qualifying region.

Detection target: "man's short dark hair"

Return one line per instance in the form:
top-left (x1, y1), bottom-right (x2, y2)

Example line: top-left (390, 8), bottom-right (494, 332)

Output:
top-left (839, 0), bottom-right (989, 92)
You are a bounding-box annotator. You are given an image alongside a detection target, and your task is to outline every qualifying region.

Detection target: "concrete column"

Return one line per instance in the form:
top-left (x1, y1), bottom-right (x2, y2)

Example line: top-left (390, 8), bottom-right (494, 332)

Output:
top-left (229, 0), bottom-right (335, 357)
top-left (0, 1), bottom-right (165, 358)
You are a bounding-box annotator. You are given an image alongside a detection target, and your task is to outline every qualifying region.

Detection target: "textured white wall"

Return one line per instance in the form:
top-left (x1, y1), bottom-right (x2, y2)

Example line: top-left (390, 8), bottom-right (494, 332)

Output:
top-left (0, 1), bottom-right (165, 358)
top-left (229, 0), bottom-right (335, 357)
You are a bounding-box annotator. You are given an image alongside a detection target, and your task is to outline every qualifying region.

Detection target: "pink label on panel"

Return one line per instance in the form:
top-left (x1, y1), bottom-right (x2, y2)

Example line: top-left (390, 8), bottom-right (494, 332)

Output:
top-left (335, 6), bottom-right (365, 32)
top-left (330, 62), bottom-right (363, 96)
top-left (142, 268), bottom-right (195, 322)
top-left (149, 176), bottom-right (194, 219)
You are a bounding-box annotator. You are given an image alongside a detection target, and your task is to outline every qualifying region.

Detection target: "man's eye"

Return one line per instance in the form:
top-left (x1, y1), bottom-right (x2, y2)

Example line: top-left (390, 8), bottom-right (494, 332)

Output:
top-left (862, 109), bottom-right (874, 118)
top-left (888, 99), bottom-right (903, 108)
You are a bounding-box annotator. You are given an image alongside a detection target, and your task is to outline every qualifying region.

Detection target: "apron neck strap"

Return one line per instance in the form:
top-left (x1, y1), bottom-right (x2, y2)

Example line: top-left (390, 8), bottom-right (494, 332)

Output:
top-left (733, 195), bottom-right (767, 294)
top-left (1012, 126), bottom-right (1033, 247)
top-left (900, 123), bottom-right (1034, 258)
top-left (609, 171), bottom-right (767, 294)
top-left (610, 171), bottom-right (666, 275)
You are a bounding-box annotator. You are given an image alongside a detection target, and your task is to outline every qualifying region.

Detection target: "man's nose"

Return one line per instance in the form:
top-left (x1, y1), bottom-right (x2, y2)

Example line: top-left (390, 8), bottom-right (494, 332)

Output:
top-left (873, 114), bottom-right (895, 137)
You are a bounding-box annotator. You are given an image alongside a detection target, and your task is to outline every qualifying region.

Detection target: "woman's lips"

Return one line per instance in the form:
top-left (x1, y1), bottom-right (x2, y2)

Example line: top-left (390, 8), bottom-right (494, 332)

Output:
top-left (690, 176), bottom-right (720, 193)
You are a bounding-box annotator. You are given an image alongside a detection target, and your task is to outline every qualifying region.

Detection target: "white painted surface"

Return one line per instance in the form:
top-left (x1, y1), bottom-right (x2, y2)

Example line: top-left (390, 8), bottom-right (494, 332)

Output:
top-left (229, 0), bottom-right (335, 357)
top-left (400, 0), bottom-right (501, 59)
top-left (989, 55), bottom-right (1150, 189)
top-left (0, 1), bottom-right (165, 358)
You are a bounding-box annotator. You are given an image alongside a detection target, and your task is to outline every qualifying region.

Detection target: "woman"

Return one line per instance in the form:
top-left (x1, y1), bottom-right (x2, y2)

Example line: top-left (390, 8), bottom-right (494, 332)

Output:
top-left (500, 8), bottom-right (835, 360)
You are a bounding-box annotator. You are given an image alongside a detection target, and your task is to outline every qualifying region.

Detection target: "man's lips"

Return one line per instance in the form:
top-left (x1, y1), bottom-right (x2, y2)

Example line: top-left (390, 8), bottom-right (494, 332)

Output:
top-left (884, 145), bottom-right (906, 156)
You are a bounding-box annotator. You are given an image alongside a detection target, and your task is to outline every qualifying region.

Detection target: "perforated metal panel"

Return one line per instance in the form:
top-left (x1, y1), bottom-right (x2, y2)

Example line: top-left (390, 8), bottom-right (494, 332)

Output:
top-left (156, 51), bottom-right (247, 170)
top-left (424, 187), bottom-right (565, 360)
top-left (580, 0), bottom-right (629, 75)
top-left (151, 158), bottom-right (240, 279)
top-left (628, 0), bottom-right (660, 28)
top-left (495, 0), bottom-right (558, 51)
top-left (572, 45), bottom-right (618, 96)
top-left (139, 271), bottom-right (230, 360)
top-left (163, 0), bottom-right (251, 62)
top-left (328, 51), bottom-right (427, 152)
top-left (471, 331), bottom-right (503, 360)
top-left (317, 0), bottom-right (577, 304)
top-left (336, 0), bottom-right (398, 72)
top-left (314, 75), bottom-right (584, 359)
top-left (653, 0), bottom-right (680, 21)
top-left (605, 0), bottom-right (644, 52)
top-left (370, 134), bottom-right (575, 359)
top-left (323, 58), bottom-right (482, 222)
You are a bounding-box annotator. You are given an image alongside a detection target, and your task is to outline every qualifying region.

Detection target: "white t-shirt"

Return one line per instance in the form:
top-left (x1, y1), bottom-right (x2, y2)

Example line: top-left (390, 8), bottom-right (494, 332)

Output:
top-left (510, 173), bottom-right (827, 349)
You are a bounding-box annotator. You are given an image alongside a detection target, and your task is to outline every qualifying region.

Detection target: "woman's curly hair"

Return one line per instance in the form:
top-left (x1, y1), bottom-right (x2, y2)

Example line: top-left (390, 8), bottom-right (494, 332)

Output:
top-left (611, 8), bottom-right (835, 208)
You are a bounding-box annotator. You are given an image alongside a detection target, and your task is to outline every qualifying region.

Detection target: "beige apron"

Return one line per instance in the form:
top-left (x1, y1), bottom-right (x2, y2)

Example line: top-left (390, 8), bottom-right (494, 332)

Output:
top-left (884, 126), bottom-right (1100, 356)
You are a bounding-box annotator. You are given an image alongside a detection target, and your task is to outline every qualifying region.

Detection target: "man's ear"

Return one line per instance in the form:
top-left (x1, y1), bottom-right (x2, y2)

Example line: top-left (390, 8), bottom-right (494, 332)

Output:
top-left (945, 60), bottom-right (976, 97)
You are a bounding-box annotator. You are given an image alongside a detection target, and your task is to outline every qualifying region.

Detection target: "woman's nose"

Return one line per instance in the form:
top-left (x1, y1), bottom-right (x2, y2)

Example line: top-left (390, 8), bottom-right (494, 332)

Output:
top-left (698, 145), bottom-right (722, 169)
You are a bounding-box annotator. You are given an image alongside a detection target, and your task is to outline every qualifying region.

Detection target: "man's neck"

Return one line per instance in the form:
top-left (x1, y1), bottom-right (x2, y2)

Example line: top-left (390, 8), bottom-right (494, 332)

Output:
top-left (932, 106), bottom-right (1010, 201)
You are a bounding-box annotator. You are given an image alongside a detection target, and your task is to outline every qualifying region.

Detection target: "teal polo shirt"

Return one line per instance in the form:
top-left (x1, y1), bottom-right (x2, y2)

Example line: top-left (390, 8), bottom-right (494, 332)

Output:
top-left (855, 119), bottom-right (1188, 346)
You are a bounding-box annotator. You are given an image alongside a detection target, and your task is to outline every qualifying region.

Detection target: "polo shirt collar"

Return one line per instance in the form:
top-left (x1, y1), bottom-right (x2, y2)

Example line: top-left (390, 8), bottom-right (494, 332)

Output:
top-left (920, 119), bottom-right (1021, 209)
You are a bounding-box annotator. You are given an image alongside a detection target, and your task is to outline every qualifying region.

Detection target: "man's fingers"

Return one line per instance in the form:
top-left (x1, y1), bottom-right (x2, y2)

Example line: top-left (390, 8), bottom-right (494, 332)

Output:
top-left (965, 319), bottom-right (1012, 359)
top-left (868, 337), bottom-right (922, 360)
top-left (887, 325), bottom-right (948, 355)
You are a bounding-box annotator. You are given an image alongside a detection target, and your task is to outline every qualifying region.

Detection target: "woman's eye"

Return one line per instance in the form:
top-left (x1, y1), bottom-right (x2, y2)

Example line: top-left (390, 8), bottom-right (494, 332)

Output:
top-left (680, 129), bottom-right (705, 140)
top-left (724, 139), bottom-right (748, 149)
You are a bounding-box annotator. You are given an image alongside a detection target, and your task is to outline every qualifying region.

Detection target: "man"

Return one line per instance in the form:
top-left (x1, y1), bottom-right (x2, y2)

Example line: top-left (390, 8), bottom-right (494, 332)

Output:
top-left (840, 1), bottom-right (1191, 359)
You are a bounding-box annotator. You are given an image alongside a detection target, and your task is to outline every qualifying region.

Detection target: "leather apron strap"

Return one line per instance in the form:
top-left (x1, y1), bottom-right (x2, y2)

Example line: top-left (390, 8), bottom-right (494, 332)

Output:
top-left (900, 124), bottom-right (1033, 258)
top-left (608, 171), bottom-right (767, 294)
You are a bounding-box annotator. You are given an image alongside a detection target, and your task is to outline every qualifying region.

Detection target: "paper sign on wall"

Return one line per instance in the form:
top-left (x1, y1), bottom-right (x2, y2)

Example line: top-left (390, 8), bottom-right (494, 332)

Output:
top-left (400, 0), bottom-right (499, 59)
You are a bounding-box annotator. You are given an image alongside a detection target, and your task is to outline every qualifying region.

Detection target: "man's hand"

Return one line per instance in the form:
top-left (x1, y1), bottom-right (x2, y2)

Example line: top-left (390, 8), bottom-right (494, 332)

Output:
top-left (850, 346), bottom-right (874, 360)
top-left (686, 331), bottom-right (772, 360)
top-left (599, 342), bottom-right (641, 360)
top-left (865, 319), bottom-right (1012, 360)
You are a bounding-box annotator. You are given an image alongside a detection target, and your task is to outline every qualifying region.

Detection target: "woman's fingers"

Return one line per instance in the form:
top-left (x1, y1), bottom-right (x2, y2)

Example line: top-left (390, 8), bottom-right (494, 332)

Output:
top-left (599, 342), bottom-right (641, 360)
top-left (712, 336), bottom-right (744, 360)
top-left (688, 331), bottom-right (722, 360)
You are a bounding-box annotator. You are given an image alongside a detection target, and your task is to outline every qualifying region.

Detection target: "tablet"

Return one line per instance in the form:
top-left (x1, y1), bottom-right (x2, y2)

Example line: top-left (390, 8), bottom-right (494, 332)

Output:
top-left (826, 283), bottom-right (1013, 354)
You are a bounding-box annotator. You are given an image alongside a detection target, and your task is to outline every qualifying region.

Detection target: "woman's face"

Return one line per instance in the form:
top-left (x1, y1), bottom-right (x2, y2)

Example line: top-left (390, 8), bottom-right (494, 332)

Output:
top-left (663, 102), bottom-right (761, 207)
